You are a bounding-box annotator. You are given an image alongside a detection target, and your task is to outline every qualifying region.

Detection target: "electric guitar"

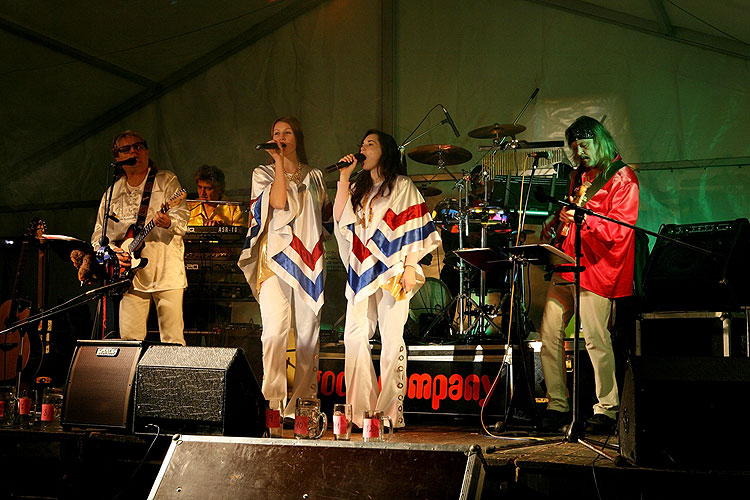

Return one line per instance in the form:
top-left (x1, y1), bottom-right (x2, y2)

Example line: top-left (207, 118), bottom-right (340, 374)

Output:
top-left (117, 189), bottom-right (187, 276)
top-left (0, 218), bottom-right (46, 382)
top-left (551, 180), bottom-right (591, 249)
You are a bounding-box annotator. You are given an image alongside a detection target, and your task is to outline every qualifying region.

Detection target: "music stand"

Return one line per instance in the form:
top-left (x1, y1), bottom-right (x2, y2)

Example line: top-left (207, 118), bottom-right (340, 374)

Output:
top-left (451, 248), bottom-right (510, 337)
top-left (453, 248), bottom-right (511, 274)
top-left (506, 244), bottom-right (574, 267)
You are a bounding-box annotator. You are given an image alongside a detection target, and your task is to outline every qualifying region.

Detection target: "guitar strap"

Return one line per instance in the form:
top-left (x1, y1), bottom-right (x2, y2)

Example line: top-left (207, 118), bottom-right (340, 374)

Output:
top-left (576, 159), bottom-right (628, 207)
top-left (135, 168), bottom-right (157, 233)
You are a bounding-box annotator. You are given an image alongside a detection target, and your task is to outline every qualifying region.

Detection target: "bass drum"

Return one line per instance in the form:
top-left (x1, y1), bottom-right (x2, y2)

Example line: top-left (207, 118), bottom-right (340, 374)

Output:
top-left (407, 278), bottom-right (453, 339)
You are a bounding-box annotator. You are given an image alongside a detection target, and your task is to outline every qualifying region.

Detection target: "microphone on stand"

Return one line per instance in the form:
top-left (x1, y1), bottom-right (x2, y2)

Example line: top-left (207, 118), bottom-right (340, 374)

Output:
top-left (256, 143), bottom-right (286, 150)
top-left (527, 151), bottom-right (551, 159)
top-left (115, 157), bottom-right (138, 166)
top-left (325, 153), bottom-right (366, 173)
top-left (440, 105), bottom-right (460, 137)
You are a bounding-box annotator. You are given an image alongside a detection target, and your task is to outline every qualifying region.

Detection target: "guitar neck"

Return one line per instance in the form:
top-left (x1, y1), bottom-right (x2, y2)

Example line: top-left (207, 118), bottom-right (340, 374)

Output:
top-left (130, 220), bottom-right (155, 253)
top-left (129, 204), bottom-right (171, 253)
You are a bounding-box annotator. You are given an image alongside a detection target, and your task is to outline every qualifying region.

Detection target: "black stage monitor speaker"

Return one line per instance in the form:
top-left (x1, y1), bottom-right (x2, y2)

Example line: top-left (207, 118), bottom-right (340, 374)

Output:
top-left (619, 356), bottom-right (750, 470)
top-left (642, 218), bottom-right (750, 311)
top-left (149, 436), bottom-right (485, 500)
top-left (134, 346), bottom-right (264, 437)
top-left (62, 340), bottom-right (149, 431)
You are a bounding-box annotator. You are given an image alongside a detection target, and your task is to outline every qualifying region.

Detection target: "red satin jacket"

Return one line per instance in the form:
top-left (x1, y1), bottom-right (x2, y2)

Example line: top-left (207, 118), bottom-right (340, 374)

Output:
top-left (558, 161), bottom-right (640, 299)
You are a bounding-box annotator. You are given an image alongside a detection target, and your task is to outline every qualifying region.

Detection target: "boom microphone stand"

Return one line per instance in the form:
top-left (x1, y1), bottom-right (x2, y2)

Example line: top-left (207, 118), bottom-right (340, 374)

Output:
top-left (539, 191), bottom-right (718, 459)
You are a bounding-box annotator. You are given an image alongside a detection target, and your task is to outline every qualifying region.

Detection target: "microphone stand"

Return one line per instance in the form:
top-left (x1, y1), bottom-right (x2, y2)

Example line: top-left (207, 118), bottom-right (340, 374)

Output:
top-left (93, 161), bottom-right (124, 340)
top-left (0, 280), bottom-right (133, 338)
top-left (398, 104), bottom-right (460, 179)
top-left (490, 156), bottom-right (543, 431)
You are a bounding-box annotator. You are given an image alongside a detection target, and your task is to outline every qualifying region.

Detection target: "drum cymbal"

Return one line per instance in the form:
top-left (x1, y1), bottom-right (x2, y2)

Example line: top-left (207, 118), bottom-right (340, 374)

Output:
top-left (468, 123), bottom-right (526, 139)
top-left (418, 185), bottom-right (442, 197)
top-left (407, 144), bottom-right (472, 166)
top-left (38, 234), bottom-right (93, 260)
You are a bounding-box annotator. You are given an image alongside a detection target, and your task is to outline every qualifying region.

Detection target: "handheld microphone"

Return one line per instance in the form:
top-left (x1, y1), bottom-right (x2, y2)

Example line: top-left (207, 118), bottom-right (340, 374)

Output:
top-left (255, 143), bottom-right (286, 150)
top-left (527, 151), bottom-right (551, 159)
top-left (115, 157), bottom-right (138, 166)
top-left (326, 153), bottom-right (366, 173)
top-left (441, 105), bottom-right (460, 137)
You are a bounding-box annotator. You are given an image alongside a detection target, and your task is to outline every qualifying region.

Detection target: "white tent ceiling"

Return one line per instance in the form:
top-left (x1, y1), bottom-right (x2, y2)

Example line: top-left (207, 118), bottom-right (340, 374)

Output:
top-left (1, 0), bottom-right (747, 177)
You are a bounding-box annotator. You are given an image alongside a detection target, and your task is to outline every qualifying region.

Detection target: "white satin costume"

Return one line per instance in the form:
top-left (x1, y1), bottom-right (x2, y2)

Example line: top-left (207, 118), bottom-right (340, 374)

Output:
top-left (334, 176), bottom-right (440, 428)
top-left (238, 164), bottom-right (330, 417)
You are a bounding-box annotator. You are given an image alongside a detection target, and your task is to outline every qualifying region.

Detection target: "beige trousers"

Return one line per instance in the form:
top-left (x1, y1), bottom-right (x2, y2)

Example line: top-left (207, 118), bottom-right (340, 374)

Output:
top-left (539, 276), bottom-right (619, 419)
top-left (119, 288), bottom-right (185, 345)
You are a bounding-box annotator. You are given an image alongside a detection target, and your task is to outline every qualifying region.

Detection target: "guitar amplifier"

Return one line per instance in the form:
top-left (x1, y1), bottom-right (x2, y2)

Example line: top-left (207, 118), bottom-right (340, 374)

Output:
top-left (642, 218), bottom-right (750, 311)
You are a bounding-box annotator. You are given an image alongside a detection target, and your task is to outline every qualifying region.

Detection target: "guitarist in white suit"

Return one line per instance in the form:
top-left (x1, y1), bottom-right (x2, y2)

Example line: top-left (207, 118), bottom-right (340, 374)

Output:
top-left (91, 130), bottom-right (188, 345)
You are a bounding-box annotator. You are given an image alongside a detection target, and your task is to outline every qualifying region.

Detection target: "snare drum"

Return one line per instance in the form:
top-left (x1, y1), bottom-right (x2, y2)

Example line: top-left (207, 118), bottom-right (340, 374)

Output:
top-left (467, 205), bottom-right (512, 233)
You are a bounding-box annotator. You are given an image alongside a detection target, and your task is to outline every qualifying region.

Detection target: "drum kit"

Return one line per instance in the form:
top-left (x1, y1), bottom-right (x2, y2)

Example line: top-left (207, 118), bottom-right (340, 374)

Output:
top-left (407, 121), bottom-right (534, 342)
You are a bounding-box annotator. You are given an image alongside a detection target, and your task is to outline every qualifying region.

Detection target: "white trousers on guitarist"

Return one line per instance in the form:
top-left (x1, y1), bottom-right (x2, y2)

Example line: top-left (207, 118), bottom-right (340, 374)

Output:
top-left (258, 275), bottom-right (320, 418)
top-left (119, 288), bottom-right (186, 346)
top-left (539, 275), bottom-right (619, 419)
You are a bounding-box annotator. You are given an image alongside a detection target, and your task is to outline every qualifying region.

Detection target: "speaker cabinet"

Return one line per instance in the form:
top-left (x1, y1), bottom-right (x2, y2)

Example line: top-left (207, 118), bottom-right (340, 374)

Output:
top-left (149, 436), bottom-right (485, 500)
top-left (642, 218), bottom-right (750, 311)
top-left (62, 340), bottom-right (149, 431)
top-left (619, 356), bottom-right (750, 469)
top-left (134, 346), bottom-right (264, 437)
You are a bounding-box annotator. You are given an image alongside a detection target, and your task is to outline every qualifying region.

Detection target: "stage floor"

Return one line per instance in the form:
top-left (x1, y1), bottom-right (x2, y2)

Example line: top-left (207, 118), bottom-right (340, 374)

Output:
top-left (5, 420), bottom-right (748, 500)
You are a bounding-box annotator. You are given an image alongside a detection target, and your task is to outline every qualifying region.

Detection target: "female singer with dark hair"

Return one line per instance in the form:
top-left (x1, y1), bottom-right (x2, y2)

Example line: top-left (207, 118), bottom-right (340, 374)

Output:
top-left (238, 116), bottom-right (332, 418)
top-left (333, 129), bottom-right (440, 429)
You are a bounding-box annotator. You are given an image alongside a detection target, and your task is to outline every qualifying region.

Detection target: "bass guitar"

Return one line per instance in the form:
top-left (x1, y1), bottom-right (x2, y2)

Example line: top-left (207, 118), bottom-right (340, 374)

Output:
top-left (116, 188), bottom-right (187, 276)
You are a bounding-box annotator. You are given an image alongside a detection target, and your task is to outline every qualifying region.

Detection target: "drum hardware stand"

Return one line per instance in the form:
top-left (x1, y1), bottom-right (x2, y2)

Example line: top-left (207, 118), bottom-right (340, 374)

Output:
top-left (421, 172), bottom-right (494, 341)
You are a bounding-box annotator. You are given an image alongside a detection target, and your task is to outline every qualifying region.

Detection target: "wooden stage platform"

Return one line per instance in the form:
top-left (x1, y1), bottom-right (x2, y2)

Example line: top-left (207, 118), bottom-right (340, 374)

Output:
top-left (3, 419), bottom-right (749, 499)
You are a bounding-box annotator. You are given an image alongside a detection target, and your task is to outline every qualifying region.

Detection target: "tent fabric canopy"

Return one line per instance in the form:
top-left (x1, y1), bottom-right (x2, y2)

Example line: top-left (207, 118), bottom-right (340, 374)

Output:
top-left (1, 0), bottom-right (748, 240)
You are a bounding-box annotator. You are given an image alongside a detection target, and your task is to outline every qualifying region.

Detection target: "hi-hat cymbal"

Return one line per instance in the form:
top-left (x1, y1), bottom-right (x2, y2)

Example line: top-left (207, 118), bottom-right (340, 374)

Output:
top-left (468, 123), bottom-right (526, 139)
top-left (417, 185), bottom-right (442, 197)
top-left (407, 144), bottom-right (472, 166)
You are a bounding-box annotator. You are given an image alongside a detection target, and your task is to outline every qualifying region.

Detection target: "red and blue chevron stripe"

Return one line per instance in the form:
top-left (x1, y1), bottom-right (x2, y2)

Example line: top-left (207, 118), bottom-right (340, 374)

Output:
top-left (243, 192), bottom-right (264, 251)
top-left (272, 235), bottom-right (325, 302)
top-left (343, 202), bottom-right (437, 298)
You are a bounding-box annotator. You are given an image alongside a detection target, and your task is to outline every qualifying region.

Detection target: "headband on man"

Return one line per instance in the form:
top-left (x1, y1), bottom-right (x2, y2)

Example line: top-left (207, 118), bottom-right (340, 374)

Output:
top-left (565, 116), bottom-right (599, 145)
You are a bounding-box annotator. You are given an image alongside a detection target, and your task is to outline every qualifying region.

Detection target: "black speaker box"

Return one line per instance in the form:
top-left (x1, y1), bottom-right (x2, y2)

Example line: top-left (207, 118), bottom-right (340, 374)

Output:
top-left (62, 340), bottom-right (150, 431)
top-left (619, 356), bottom-right (750, 469)
top-left (642, 218), bottom-right (750, 311)
top-left (134, 346), bottom-right (264, 437)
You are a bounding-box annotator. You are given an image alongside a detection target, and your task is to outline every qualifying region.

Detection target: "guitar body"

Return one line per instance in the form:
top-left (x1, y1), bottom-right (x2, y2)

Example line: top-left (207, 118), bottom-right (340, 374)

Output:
top-left (114, 188), bottom-right (185, 278)
top-left (0, 218), bottom-right (47, 382)
top-left (0, 301), bottom-right (31, 381)
top-left (118, 233), bottom-right (148, 274)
